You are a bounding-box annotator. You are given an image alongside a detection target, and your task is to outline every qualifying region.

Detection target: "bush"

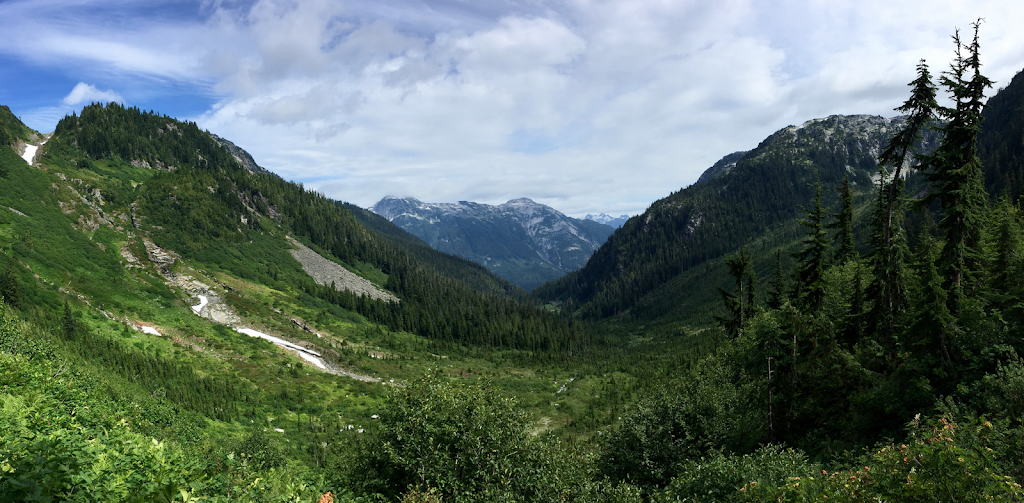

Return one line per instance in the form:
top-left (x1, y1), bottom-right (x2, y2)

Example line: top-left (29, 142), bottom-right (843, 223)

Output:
top-left (599, 356), bottom-right (757, 488)
top-left (655, 445), bottom-right (819, 502)
top-left (338, 375), bottom-right (596, 503)
top-left (737, 413), bottom-right (1024, 501)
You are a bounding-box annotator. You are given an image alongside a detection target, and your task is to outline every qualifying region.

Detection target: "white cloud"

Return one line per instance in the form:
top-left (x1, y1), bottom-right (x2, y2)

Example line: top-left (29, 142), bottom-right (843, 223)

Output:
top-left (62, 82), bottom-right (124, 106)
top-left (4, 0), bottom-right (1024, 217)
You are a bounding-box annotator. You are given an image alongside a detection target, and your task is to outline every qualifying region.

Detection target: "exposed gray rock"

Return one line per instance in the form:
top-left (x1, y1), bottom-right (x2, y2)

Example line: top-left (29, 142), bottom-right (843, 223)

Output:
top-left (287, 237), bottom-right (398, 303)
top-left (209, 133), bottom-right (272, 176)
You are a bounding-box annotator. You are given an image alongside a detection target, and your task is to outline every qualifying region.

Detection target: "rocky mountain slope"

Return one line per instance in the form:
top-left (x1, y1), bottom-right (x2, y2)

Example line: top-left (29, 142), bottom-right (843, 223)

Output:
top-left (534, 113), bottom-right (942, 320)
top-left (370, 196), bottom-right (615, 290)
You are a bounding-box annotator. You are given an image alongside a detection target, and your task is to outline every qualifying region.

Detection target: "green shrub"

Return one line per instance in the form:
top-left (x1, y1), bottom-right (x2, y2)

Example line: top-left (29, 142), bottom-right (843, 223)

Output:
top-left (338, 375), bottom-right (596, 503)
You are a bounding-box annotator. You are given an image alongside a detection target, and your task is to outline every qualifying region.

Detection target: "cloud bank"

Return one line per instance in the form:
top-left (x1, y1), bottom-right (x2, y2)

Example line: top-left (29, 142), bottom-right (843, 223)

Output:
top-left (63, 82), bottom-right (124, 106)
top-left (2, 0), bottom-right (1023, 217)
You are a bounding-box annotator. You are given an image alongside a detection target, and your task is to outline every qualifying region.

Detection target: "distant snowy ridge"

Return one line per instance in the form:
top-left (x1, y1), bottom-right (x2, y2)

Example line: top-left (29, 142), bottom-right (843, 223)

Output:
top-left (583, 213), bottom-right (630, 228)
top-left (369, 196), bottom-right (616, 289)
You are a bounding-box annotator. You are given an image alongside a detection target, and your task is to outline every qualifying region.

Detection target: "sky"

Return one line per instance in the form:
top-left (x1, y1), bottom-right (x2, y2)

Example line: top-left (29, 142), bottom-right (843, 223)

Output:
top-left (2, 0), bottom-right (1023, 218)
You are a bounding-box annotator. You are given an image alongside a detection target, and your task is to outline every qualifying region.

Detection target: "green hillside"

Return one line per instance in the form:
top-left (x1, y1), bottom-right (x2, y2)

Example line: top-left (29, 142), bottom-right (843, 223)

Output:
top-left (5, 25), bottom-right (1024, 501)
top-left (0, 105), bottom-right (35, 148)
top-left (980, 68), bottom-right (1024, 199)
top-left (535, 114), bottom-right (939, 325)
top-left (0, 103), bottom-right (651, 501)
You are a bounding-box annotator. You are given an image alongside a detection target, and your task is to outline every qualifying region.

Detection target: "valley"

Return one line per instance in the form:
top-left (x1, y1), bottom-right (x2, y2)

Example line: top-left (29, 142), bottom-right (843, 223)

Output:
top-left (3, 35), bottom-right (1024, 502)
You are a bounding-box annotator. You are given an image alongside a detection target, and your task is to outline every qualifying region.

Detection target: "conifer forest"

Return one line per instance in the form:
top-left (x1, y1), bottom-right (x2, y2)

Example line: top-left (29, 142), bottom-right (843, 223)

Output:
top-left (3, 20), bottom-right (1024, 502)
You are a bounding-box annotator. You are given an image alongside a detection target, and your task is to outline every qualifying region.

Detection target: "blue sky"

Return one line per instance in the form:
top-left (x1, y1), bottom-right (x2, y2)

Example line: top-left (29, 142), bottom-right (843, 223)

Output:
top-left (3, 0), bottom-right (1023, 217)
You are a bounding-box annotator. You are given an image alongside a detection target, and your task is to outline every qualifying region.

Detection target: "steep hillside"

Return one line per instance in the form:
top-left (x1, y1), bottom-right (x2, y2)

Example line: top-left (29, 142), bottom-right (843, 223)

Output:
top-left (0, 105), bottom-right (35, 148)
top-left (371, 196), bottom-right (614, 290)
top-left (980, 68), bottom-right (1024, 199)
top-left (33, 103), bottom-right (581, 353)
top-left (535, 114), bottom-right (939, 320)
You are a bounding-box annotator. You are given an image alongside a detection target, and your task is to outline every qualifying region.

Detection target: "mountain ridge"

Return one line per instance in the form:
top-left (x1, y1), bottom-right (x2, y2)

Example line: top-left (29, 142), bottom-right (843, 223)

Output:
top-left (371, 195), bottom-right (614, 290)
top-left (534, 113), bottom-right (940, 320)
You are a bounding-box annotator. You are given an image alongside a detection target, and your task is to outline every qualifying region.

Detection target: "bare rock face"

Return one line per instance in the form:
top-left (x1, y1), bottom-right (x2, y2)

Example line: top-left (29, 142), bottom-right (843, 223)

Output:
top-left (143, 238), bottom-right (178, 275)
top-left (287, 237), bottom-right (398, 303)
top-left (209, 133), bottom-right (272, 176)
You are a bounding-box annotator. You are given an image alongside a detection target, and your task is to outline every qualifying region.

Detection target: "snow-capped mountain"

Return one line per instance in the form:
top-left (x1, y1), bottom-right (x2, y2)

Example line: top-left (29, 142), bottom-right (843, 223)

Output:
top-left (370, 197), bottom-right (615, 290)
top-left (583, 213), bottom-right (630, 228)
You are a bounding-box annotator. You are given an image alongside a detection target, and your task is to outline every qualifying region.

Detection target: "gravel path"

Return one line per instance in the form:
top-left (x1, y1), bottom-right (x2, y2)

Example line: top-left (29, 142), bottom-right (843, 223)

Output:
top-left (287, 237), bottom-right (398, 303)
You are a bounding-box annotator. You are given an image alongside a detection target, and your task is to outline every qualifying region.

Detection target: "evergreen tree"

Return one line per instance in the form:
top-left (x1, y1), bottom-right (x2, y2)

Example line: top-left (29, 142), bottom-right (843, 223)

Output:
top-left (844, 260), bottom-right (866, 346)
top-left (988, 195), bottom-right (1022, 325)
top-left (767, 250), bottom-right (787, 310)
top-left (61, 300), bottom-right (77, 341)
top-left (907, 233), bottom-right (957, 365)
top-left (879, 60), bottom-right (938, 238)
top-left (791, 177), bottom-right (830, 313)
top-left (0, 259), bottom-right (20, 308)
top-left (830, 176), bottom-right (857, 263)
top-left (920, 21), bottom-right (993, 313)
top-left (869, 59), bottom-right (936, 343)
top-left (867, 174), bottom-right (912, 342)
top-left (716, 246), bottom-right (756, 337)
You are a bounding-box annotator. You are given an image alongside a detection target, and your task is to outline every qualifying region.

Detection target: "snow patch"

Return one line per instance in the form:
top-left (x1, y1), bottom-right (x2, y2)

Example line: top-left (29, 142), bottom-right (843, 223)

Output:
top-left (21, 144), bottom-right (38, 165)
top-left (235, 327), bottom-right (326, 369)
top-left (191, 295), bottom-right (209, 314)
top-left (140, 326), bottom-right (161, 336)
top-left (20, 138), bottom-right (47, 165)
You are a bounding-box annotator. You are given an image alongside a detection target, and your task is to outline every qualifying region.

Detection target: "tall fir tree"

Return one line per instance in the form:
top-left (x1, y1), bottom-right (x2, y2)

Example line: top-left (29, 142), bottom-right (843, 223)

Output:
top-left (867, 173), bottom-right (912, 342)
top-left (879, 60), bottom-right (938, 238)
top-left (988, 195), bottom-right (1023, 326)
top-left (908, 232), bottom-right (956, 366)
top-left (867, 60), bottom-right (938, 344)
top-left (920, 21), bottom-right (993, 314)
top-left (716, 246), bottom-right (757, 337)
top-left (767, 250), bottom-right (787, 310)
top-left (844, 260), bottom-right (866, 346)
top-left (830, 176), bottom-right (857, 263)
top-left (791, 176), bottom-right (830, 313)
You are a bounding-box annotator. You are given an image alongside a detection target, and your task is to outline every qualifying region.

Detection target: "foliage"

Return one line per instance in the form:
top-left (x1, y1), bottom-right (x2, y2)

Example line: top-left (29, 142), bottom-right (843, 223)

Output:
top-left (339, 375), bottom-right (618, 502)
top-left (715, 247), bottom-right (757, 337)
top-left (791, 176), bottom-right (831, 313)
top-left (738, 414), bottom-right (1024, 501)
top-left (599, 356), bottom-right (758, 488)
top-left (0, 105), bottom-right (35, 151)
top-left (830, 176), bottom-right (858, 263)
top-left (919, 21), bottom-right (994, 314)
top-left (654, 445), bottom-right (818, 502)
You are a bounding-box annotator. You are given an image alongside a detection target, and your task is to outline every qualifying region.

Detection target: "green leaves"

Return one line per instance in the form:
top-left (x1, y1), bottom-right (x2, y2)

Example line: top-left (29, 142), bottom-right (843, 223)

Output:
top-left (341, 375), bottom-right (600, 503)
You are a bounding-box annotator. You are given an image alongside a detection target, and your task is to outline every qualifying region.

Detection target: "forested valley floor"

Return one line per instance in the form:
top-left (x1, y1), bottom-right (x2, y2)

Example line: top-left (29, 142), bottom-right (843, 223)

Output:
top-left (4, 23), bottom-right (1024, 502)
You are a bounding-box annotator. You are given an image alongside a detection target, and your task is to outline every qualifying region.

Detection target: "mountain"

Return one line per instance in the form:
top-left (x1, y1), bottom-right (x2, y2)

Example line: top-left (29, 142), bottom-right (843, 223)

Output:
top-left (0, 102), bottom-right (611, 500)
top-left (534, 114), bottom-right (940, 321)
top-left (370, 196), bottom-right (615, 290)
top-left (210, 133), bottom-right (273, 176)
top-left (980, 68), bottom-right (1024, 200)
top-left (5, 62), bottom-right (1024, 501)
top-left (694, 150), bottom-right (747, 185)
top-left (584, 213), bottom-right (630, 228)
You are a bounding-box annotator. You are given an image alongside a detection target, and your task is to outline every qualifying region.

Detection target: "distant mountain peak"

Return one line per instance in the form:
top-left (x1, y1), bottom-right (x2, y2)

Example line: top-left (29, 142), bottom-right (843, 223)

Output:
top-left (369, 196), bottom-right (617, 289)
top-left (505, 197), bottom-right (538, 205)
top-left (584, 213), bottom-right (629, 228)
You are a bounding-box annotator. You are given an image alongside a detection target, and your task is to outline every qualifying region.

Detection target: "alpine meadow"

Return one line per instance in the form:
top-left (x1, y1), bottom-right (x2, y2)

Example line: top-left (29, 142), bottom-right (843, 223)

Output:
top-left (5, 16), bottom-right (1024, 503)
